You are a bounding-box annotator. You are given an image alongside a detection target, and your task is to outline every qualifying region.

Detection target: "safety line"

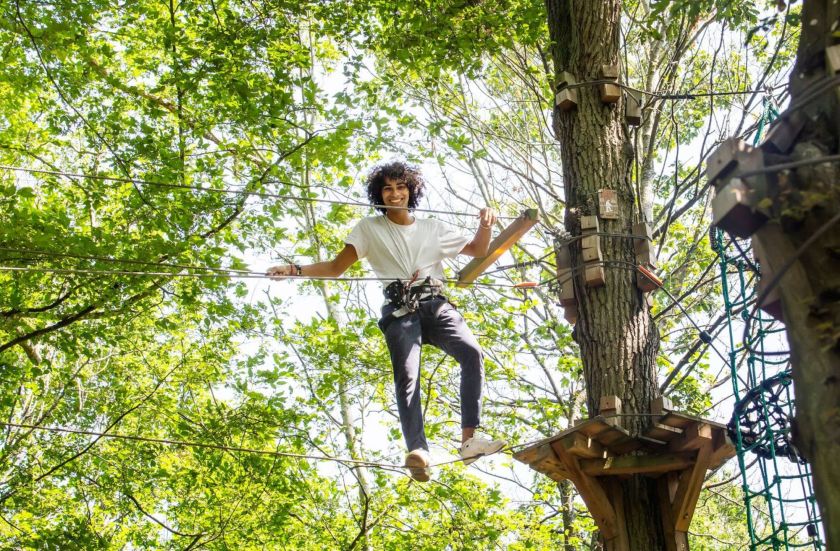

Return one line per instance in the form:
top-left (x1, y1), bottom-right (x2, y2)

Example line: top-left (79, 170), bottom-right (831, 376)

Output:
top-left (0, 165), bottom-right (520, 220)
top-left (0, 246), bottom-right (252, 274)
top-left (0, 421), bottom-right (507, 470)
top-left (562, 79), bottom-right (786, 101)
top-left (0, 265), bottom-right (529, 288)
top-left (0, 421), bottom-right (405, 469)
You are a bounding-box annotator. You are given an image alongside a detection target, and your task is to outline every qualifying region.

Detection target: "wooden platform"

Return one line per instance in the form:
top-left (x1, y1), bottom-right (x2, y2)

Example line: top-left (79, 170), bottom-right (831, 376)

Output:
top-left (513, 398), bottom-right (736, 551)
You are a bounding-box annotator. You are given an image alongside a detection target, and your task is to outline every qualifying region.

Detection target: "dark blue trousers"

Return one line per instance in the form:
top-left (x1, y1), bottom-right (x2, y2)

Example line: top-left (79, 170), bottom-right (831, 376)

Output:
top-left (378, 297), bottom-right (484, 452)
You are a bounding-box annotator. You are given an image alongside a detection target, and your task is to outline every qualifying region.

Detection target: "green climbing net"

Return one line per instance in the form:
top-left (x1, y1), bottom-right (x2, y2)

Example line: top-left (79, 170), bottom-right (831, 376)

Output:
top-left (714, 230), bottom-right (824, 550)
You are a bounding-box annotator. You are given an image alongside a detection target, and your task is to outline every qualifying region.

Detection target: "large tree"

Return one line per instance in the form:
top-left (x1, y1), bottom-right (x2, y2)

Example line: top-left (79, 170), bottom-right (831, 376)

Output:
top-left (749, 0), bottom-right (840, 546)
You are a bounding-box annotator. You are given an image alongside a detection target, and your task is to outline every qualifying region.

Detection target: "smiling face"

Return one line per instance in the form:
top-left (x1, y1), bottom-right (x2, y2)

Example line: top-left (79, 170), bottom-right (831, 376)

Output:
top-left (381, 177), bottom-right (410, 210)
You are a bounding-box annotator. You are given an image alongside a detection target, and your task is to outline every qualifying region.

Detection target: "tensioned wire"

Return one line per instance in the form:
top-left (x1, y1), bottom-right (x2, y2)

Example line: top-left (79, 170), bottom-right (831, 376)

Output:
top-left (0, 265), bottom-right (528, 288)
top-left (0, 165), bottom-right (522, 221)
top-left (0, 412), bottom-right (695, 471)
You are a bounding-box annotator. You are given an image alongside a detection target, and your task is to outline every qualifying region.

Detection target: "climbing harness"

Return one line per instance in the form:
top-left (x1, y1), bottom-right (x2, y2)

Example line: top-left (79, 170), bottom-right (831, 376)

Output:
top-left (383, 275), bottom-right (444, 313)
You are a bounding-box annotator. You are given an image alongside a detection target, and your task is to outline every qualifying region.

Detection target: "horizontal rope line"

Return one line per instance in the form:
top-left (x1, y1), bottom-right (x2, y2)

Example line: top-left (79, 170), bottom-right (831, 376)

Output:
top-left (0, 246), bottom-right (253, 274)
top-left (0, 165), bottom-right (520, 220)
top-left (0, 421), bottom-right (507, 469)
top-left (560, 79), bottom-right (785, 101)
top-left (0, 265), bottom-right (529, 288)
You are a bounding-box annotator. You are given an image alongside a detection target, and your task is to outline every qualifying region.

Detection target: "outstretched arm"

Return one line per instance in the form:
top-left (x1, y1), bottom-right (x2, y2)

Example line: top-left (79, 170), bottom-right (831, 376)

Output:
top-left (267, 244), bottom-right (359, 279)
top-left (460, 208), bottom-right (497, 257)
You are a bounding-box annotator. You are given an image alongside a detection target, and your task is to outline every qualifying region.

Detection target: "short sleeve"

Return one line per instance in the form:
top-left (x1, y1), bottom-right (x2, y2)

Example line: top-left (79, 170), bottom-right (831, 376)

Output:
top-left (345, 219), bottom-right (369, 259)
top-left (436, 220), bottom-right (470, 259)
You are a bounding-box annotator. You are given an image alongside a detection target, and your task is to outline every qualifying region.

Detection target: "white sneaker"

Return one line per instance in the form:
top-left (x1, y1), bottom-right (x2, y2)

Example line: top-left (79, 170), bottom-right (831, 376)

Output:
top-left (405, 449), bottom-right (431, 482)
top-left (459, 436), bottom-right (506, 466)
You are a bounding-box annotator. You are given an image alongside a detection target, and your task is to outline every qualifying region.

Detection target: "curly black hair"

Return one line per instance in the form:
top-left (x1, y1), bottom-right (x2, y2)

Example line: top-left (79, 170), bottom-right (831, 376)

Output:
top-left (365, 161), bottom-right (426, 214)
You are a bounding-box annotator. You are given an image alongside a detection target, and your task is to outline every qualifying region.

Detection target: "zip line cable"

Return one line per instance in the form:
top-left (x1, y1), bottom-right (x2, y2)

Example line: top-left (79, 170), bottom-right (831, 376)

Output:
top-left (0, 165), bottom-right (520, 221)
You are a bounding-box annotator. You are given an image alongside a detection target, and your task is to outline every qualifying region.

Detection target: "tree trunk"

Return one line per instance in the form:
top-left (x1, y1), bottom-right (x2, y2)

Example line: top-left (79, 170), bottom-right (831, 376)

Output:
top-left (545, 1), bottom-right (663, 548)
top-left (754, 0), bottom-right (840, 546)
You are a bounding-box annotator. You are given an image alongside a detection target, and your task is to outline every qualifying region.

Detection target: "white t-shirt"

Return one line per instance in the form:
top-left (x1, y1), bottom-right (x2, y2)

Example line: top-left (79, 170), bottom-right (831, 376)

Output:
top-left (345, 215), bottom-right (470, 284)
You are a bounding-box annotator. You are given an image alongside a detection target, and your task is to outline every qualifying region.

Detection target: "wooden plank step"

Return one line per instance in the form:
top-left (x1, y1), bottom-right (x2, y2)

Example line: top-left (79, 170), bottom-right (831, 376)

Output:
top-left (457, 209), bottom-right (539, 287)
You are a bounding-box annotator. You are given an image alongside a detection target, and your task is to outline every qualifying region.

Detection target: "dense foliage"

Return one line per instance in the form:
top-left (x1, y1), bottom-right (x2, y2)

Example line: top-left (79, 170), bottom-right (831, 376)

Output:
top-left (0, 0), bottom-right (797, 548)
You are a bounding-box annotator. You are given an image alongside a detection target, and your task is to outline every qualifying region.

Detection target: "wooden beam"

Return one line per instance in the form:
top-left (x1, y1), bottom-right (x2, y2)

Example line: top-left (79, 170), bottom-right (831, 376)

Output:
top-left (560, 432), bottom-right (605, 459)
top-left (658, 473), bottom-right (690, 551)
top-left (457, 209), bottom-right (539, 287)
top-left (552, 440), bottom-right (620, 541)
top-left (602, 478), bottom-right (631, 551)
top-left (579, 452), bottom-right (696, 477)
top-left (671, 443), bottom-right (713, 531)
top-left (709, 428), bottom-right (737, 469)
top-left (667, 422), bottom-right (712, 452)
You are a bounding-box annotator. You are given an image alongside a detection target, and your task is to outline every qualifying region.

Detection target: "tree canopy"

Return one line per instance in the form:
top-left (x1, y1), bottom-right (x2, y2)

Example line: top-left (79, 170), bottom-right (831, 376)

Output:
top-left (0, 0), bottom-right (811, 549)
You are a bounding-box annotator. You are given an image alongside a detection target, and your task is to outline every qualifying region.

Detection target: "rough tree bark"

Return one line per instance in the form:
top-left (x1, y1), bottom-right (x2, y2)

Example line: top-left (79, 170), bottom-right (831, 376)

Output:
top-left (545, 1), bottom-right (663, 548)
top-left (753, 0), bottom-right (840, 546)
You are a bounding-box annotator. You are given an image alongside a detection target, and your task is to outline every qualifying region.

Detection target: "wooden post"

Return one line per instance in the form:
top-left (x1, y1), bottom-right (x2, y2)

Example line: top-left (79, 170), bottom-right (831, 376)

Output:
top-left (553, 441), bottom-right (627, 550)
top-left (457, 209), bottom-right (539, 286)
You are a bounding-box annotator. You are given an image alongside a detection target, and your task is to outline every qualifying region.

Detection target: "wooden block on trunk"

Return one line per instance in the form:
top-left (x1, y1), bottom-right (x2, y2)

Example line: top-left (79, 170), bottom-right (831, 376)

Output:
top-left (599, 65), bottom-right (621, 103)
top-left (636, 264), bottom-right (662, 292)
top-left (563, 302), bottom-right (578, 324)
top-left (600, 83), bottom-right (621, 103)
top-left (633, 222), bottom-right (657, 267)
top-left (558, 279), bottom-right (576, 306)
top-left (712, 178), bottom-right (768, 238)
top-left (584, 264), bottom-right (605, 287)
top-left (582, 242), bottom-right (603, 263)
top-left (706, 138), bottom-right (752, 186)
top-left (651, 396), bottom-right (673, 416)
top-left (752, 238), bottom-right (784, 321)
top-left (600, 395), bottom-right (622, 413)
top-left (599, 395), bottom-right (621, 425)
top-left (580, 215), bottom-right (599, 233)
top-left (555, 71), bottom-right (578, 111)
top-left (601, 64), bottom-right (620, 80)
top-left (827, 44), bottom-right (840, 74)
top-left (625, 91), bottom-right (642, 126)
top-left (581, 234), bottom-right (600, 250)
top-left (761, 111), bottom-right (805, 154)
top-left (598, 189), bottom-right (619, 219)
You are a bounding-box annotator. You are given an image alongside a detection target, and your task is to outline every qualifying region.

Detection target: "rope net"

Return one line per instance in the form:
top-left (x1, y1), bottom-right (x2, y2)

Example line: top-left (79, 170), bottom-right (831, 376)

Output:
top-left (714, 230), bottom-right (824, 550)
